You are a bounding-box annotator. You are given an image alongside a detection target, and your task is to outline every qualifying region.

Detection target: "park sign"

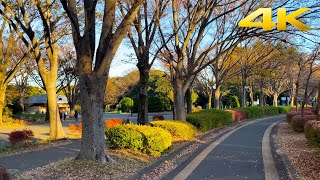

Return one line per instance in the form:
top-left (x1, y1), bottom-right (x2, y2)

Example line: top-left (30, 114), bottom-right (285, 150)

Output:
top-left (238, 8), bottom-right (312, 31)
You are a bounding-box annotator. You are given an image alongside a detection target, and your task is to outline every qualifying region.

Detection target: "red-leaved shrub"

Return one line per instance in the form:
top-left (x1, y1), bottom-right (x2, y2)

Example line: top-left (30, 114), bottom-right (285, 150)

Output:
top-left (69, 123), bottom-right (82, 135)
top-left (286, 111), bottom-right (314, 123)
top-left (291, 115), bottom-right (316, 132)
top-left (226, 110), bottom-right (248, 122)
top-left (289, 107), bottom-right (314, 113)
top-left (105, 118), bottom-right (123, 128)
top-left (152, 114), bottom-right (165, 121)
top-left (8, 130), bottom-right (34, 147)
top-left (0, 166), bottom-right (9, 180)
top-left (305, 120), bottom-right (320, 147)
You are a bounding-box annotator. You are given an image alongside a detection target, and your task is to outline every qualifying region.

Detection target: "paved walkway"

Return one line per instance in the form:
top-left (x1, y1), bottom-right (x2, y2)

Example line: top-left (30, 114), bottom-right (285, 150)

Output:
top-left (167, 116), bottom-right (287, 180)
top-left (0, 141), bottom-right (81, 174)
top-left (0, 115), bottom-right (285, 179)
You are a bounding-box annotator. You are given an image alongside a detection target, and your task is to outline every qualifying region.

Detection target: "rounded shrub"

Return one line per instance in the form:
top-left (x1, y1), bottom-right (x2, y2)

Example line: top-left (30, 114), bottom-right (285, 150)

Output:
top-left (105, 118), bottom-right (123, 128)
top-left (124, 124), bottom-right (172, 155)
top-left (8, 130), bottom-right (34, 147)
top-left (107, 124), bottom-right (172, 155)
top-left (106, 126), bottom-right (144, 150)
top-left (152, 114), bottom-right (165, 121)
top-left (150, 120), bottom-right (196, 141)
top-left (304, 120), bottom-right (320, 148)
top-left (291, 115), bottom-right (316, 133)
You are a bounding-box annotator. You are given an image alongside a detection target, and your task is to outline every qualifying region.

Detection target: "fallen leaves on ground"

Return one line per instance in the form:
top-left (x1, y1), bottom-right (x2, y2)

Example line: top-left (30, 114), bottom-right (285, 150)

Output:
top-left (274, 122), bottom-right (320, 180)
top-left (12, 150), bottom-right (153, 180)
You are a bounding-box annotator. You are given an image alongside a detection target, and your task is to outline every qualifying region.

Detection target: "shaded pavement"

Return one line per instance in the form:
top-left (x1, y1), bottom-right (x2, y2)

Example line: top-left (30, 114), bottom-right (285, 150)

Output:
top-left (0, 140), bottom-right (81, 174)
top-left (167, 116), bottom-right (287, 180)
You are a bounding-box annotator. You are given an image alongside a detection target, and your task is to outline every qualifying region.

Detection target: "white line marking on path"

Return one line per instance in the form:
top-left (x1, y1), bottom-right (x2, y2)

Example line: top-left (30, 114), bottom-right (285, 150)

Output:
top-left (262, 121), bottom-right (279, 180)
top-left (173, 122), bottom-right (254, 180)
top-left (172, 116), bottom-right (285, 180)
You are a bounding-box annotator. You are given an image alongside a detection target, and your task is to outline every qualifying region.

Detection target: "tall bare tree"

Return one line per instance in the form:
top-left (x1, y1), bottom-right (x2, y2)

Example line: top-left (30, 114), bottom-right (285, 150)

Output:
top-left (121, 0), bottom-right (169, 124)
top-left (0, 21), bottom-right (26, 124)
top-left (158, 0), bottom-right (293, 119)
top-left (0, 0), bottom-right (68, 139)
top-left (61, 0), bottom-right (143, 162)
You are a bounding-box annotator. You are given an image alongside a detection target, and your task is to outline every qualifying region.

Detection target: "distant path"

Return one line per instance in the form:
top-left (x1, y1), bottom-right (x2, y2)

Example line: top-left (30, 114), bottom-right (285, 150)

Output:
top-left (168, 116), bottom-right (287, 180)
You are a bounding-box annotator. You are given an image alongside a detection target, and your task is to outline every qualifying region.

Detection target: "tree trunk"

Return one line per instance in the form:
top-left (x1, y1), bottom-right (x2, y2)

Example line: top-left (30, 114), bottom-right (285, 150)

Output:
top-left (295, 82), bottom-right (299, 111)
top-left (214, 84), bottom-right (221, 109)
top-left (273, 93), bottom-right (278, 107)
top-left (19, 97), bottom-right (24, 112)
top-left (259, 86), bottom-right (264, 106)
top-left (0, 85), bottom-right (7, 124)
top-left (76, 73), bottom-right (110, 163)
top-left (241, 82), bottom-right (246, 107)
top-left (173, 78), bottom-right (186, 120)
top-left (249, 86), bottom-right (254, 106)
top-left (137, 68), bottom-right (149, 124)
top-left (290, 96), bottom-right (294, 107)
top-left (208, 91), bottom-right (212, 109)
top-left (316, 82), bottom-right (320, 121)
top-left (186, 87), bottom-right (192, 113)
top-left (69, 103), bottom-right (75, 117)
top-left (46, 85), bottom-right (66, 139)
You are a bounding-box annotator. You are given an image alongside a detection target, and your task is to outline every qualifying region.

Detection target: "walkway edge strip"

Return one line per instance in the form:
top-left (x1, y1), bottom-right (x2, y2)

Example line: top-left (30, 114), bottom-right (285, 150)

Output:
top-left (172, 122), bottom-right (254, 180)
top-left (262, 121), bottom-right (280, 180)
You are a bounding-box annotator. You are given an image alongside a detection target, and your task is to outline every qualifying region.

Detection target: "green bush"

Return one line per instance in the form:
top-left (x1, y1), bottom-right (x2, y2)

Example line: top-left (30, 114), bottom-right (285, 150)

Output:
top-left (263, 106), bottom-right (279, 116)
top-left (106, 124), bottom-right (172, 155)
top-left (186, 109), bottom-right (233, 132)
top-left (277, 106), bottom-right (293, 114)
top-left (106, 126), bottom-right (144, 150)
top-left (238, 106), bottom-right (264, 118)
top-left (125, 124), bottom-right (172, 155)
top-left (150, 120), bottom-right (196, 141)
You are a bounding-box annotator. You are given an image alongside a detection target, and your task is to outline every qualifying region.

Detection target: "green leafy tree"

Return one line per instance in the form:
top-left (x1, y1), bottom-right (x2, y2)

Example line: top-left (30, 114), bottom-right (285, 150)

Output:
top-left (228, 96), bottom-right (240, 108)
top-left (120, 97), bottom-right (134, 112)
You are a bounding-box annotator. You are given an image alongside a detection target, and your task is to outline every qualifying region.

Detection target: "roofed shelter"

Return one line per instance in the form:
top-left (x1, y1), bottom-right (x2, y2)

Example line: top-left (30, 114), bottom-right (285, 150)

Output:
top-left (24, 94), bottom-right (69, 114)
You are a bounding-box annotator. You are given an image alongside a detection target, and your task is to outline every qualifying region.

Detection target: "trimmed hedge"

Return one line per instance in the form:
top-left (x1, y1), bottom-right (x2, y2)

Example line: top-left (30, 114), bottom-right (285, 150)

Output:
top-left (238, 106), bottom-right (264, 118)
top-left (305, 120), bottom-right (320, 148)
top-left (235, 106), bottom-right (289, 119)
top-left (150, 120), bottom-right (196, 141)
top-left (226, 109), bottom-right (249, 122)
top-left (186, 109), bottom-right (232, 132)
top-left (291, 115), bottom-right (316, 133)
top-left (277, 106), bottom-right (293, 114)
top-left (263, 106), bottom-right (280, 116)
top-left (105, 125), bottom-right (144, 150)
top-left (286, 111), bottom-right (314, 123)
top-left (106, 124), bottom-right (172, 155)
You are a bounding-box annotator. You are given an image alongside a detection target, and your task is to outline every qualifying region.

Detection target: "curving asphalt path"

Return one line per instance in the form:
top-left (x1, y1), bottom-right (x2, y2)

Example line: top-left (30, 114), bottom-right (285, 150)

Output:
top-left (167, 116), bottom-right (288, 180)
